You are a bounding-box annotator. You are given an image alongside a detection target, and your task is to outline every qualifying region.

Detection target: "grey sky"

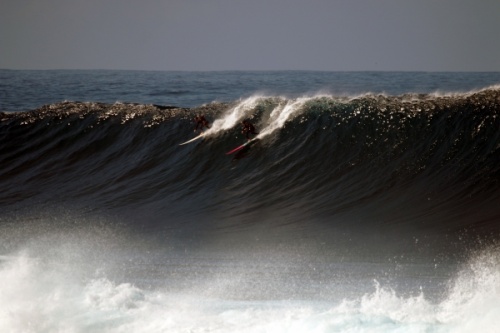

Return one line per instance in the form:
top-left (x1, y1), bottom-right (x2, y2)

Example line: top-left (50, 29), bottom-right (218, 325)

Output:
top-left (1, 0), bottom-right (499, 71)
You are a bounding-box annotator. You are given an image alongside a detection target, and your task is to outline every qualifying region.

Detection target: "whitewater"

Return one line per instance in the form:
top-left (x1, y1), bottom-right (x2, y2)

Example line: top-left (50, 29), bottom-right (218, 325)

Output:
top-left (1, 70), bottom-right (500, 332)
top-left (2, 248), bottom-right (500, 332)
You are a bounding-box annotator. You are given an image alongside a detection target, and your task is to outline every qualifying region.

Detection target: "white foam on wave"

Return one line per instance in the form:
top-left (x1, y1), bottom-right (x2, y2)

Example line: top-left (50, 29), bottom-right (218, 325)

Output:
top-left (204, 95), bottom-right (266, 136)
top-left (427, 84), bottom-right (500, 99)
top-left (256, 93), bottom-right (339, 139)
top-left (257, 97), bottom-right (310, 139)
top-left (1, 243), bottom-right (500, 333)
top-left (202, 93), bottom-right (337, 140)
top-left (205, 92), bottom-right (331, 141)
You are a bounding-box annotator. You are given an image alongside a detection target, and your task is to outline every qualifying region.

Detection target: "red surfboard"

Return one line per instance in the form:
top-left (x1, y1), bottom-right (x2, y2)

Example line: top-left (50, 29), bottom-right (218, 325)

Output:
top-left (226, 138), bottom-right (258, 155)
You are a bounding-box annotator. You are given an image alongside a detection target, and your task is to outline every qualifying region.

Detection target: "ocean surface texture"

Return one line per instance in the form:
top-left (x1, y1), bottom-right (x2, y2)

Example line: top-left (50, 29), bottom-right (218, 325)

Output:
top-left (1, 70), bottom-right (500, 332)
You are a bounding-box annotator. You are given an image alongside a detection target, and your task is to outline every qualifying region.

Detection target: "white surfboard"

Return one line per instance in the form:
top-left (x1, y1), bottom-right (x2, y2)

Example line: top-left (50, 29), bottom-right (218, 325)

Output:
top-left (179, 132), bottom-right (208, 145)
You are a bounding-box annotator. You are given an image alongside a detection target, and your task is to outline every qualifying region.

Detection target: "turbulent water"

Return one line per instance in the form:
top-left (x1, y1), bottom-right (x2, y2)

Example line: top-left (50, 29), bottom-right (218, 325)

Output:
top-left (1, 70), bottom-right (500, 332)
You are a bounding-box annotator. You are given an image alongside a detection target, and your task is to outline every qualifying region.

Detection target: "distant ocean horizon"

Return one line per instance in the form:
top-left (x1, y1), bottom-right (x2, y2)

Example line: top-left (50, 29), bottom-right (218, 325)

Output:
top-left (2, 69), bottom-right (500, 111)
top-left (1, 70), bottom-right (500, 332)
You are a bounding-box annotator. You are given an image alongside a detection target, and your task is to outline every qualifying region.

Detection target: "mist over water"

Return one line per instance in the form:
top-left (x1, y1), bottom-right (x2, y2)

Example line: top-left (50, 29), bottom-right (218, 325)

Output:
top-left (1, 225), bottom-right (499, 333)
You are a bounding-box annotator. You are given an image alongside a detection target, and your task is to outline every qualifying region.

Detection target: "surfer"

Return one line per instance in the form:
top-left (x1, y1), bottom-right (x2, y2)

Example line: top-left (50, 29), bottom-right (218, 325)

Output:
top-left (241, 120), bottom-right (258, 140)
top-left (194, 115), bottom-right (210, 132)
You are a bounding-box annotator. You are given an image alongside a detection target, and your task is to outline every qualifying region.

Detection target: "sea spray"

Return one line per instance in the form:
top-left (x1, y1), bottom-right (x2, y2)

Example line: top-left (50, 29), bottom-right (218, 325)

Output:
top-left (1, 244), bottom-right (500, 332)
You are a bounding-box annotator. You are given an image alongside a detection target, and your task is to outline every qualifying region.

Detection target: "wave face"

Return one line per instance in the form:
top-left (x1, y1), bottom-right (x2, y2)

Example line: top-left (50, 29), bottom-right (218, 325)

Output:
top-left (1, 89), bottom-right (499, 243)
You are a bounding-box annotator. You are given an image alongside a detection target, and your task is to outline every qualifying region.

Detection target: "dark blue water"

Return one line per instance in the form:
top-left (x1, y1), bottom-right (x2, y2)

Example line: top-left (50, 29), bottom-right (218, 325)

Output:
top-left (2, 70), bottom-right (499, 111)
top-left (1, 70), bottom-right (500, 332)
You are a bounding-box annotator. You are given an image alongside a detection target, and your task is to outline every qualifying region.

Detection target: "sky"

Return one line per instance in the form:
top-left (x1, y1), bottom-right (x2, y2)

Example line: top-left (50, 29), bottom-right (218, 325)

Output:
top-left (1, 0), bottom-right (499, 71)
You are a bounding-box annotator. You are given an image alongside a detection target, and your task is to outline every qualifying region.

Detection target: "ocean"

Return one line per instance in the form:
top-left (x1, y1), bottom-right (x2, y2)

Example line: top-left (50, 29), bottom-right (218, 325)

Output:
top-left (1, 70), bottom-right (500, 332)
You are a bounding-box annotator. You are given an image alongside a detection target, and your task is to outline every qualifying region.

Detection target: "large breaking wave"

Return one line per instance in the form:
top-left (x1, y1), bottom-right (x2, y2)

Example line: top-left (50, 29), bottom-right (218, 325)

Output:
top-left (1, 88), bottom-right (499, 243)
top-left (2, 88), bottom-right (500, 332)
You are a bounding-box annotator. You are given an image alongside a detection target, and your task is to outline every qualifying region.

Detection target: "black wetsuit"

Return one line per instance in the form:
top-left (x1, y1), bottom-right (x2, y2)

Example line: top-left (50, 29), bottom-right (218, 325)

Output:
top-left (194, 116), bottom-right (209, 131)
top-left (242, 121), bottom-right (258, 139)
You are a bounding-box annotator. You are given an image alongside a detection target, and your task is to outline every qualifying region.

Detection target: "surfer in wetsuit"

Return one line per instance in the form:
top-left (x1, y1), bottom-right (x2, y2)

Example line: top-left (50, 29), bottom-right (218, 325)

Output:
top-left (241, 120), bottom-right (258, 140)
top-left (194, 115), bottom-right (210, 132)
